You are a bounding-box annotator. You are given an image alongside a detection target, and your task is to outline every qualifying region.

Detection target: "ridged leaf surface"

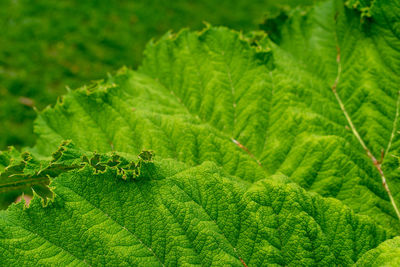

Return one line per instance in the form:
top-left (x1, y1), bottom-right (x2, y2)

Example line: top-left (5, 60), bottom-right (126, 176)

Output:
top-left (32, 0), bottom-right (400, 234)
top-left (0, 144), bottom-right (389, 266)
top-left (355, 236), bottom-right (400, 266)
top-left (0, 0), bottom-right (399, 265)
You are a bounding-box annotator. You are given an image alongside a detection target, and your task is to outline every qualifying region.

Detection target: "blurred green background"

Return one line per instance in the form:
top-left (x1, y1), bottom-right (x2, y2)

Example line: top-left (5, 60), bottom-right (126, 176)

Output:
top-left (0, 0), bottom-right (315, 149)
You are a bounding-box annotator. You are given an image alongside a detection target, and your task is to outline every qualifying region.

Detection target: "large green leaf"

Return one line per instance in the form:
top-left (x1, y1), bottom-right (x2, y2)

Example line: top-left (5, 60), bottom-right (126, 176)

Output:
top-left (0, 0), bottom-right (317, 149)
top-left (32, 0), bottom-right (400, 235)
top-left (1, 0), bottom-right (400, 265)
top-left (0, 143), bottom-right (389, 266)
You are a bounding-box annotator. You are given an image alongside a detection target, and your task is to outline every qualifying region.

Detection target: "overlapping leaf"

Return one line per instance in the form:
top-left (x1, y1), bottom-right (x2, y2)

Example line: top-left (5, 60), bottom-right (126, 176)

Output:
top-left (0, 143), bottom-right (389, 265)
top-left (31, 0), bottom-right (400, 234)
top-left (1, 0), bottom-right (400, 265)
top-left (0, 141), bottom-right (153, 208)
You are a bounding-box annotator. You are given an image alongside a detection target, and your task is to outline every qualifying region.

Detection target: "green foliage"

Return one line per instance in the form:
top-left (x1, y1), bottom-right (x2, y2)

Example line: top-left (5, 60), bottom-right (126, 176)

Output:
top-left (355, 237), bottom-right (400, 266)
top-left (32, 0), bottom-right (400, 234)
top-left (0, 142), bottom-right (390, 265)
top-left (1, 0), bottom-right (400, 265)
top-left (0, 141), bottom-right (153, 209)
top-left (0, 0), bottom-right (316, 149)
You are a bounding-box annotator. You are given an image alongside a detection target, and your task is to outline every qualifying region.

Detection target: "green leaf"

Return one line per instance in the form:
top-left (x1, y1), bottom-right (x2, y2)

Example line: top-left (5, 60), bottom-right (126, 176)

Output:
top-left (355, 237), bottom-right (400, 266)
top-left (0, 147), bottom-right (42, 209)
top-left (0, 141), bottom-right (153, 209)
top-left (32, 0), bottom-right (400, 234)
top-left (1, 0), bottom-right (400, 264)
top-left (0, 0), bottom-right (317, 150)
top-left (0, 144), bottom-right (389, 266)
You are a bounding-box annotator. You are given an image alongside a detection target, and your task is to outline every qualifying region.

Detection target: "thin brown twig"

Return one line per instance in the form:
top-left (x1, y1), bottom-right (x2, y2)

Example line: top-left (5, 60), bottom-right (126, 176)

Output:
top-left (331, 43), bottom-right (400, 222)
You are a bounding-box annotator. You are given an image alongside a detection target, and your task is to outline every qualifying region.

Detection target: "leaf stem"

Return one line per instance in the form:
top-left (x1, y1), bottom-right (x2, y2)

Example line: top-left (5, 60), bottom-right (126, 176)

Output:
top-left (331, 44), bottom-right (400, 222)
top-left (1, 176), bottom-right (49, 187)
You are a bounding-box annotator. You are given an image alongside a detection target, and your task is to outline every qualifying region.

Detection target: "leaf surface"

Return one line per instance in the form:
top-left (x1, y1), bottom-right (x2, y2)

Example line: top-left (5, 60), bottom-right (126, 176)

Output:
top-left (32, 0), bottom-right (400, 233)
top-left (1, 0), bottom-right (400, 265)
top-left (0, 144), bottom-right (389, 266)
top-left (355, 236), bottom-right (400, 266)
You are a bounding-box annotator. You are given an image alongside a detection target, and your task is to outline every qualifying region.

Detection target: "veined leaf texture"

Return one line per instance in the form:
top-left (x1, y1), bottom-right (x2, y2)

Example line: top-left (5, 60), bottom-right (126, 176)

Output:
top-left (1, 0), bottom-right (400, 265)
